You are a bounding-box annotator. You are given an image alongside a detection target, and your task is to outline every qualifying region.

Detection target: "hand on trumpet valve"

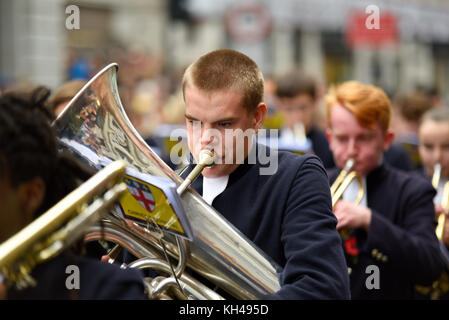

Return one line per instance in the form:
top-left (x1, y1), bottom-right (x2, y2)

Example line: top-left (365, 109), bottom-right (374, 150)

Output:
top-left (333, 200), bottom-right (372, 232)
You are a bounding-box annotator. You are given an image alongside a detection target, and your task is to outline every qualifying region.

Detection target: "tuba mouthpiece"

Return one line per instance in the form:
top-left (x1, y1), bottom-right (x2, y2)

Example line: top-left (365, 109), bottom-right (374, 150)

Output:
top-left (199, 149), bottom-right (215, 168)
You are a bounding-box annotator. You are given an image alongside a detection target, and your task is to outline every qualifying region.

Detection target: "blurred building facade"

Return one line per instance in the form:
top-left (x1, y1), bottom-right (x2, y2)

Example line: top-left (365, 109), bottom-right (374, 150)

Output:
top-left (0, 0), bottom-right (448, 104)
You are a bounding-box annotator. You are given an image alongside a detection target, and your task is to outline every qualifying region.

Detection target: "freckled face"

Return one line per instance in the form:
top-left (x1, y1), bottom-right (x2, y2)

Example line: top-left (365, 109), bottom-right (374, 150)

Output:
top-left (327, 104), bottom-right (393, 176)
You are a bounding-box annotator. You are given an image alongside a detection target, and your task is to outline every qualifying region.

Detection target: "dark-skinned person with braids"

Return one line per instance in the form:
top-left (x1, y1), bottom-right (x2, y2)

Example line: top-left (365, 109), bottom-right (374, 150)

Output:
top-left (0, 87), bottom-right (146, 300)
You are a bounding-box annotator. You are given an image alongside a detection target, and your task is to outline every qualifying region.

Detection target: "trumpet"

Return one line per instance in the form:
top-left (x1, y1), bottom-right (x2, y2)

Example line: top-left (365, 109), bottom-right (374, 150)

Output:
top-left (0, 160), bottom-right (128, 289)
top-left (331, 159), bottom-right (364, 208)
top-left (330, 158), bottom-right (364, 239)
top-left (432, 163), bottom-right (448, 242)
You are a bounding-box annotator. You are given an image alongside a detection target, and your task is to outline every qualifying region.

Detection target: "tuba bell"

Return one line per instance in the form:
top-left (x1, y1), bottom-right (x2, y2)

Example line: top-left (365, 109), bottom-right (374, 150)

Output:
top-left (52, 63), bottom-right (282, 300)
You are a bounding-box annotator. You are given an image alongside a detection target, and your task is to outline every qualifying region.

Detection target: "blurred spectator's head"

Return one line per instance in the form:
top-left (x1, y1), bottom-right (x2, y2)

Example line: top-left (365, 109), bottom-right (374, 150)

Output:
top-left (275, 70), bottom-right (317, 132)
top-left (49, 80), bottom-right (86, 117)
top-left (394, 91), bottom-right (433, 124)
top-left (391, 91), bottom-right (433, 138)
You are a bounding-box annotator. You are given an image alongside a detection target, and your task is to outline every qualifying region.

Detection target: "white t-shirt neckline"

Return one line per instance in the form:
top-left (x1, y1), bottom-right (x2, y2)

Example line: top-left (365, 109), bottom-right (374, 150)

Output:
top-left (202, 175), bottom-right (229, 206)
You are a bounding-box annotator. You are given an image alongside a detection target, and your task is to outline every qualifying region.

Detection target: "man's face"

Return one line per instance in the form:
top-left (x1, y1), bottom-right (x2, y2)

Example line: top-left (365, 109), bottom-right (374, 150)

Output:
top-left (0, 177), bottom-right (24, 243)
top-left (327, 104), bottom-right (393, 176)
top-left (0, 173), bottom-right (45, 244)
top-left (419, 120), bottom-right (449, 179)
top-left (278, 93), bottom-right (315, 132)
top-left (184, 85), bottom-right (265, 178)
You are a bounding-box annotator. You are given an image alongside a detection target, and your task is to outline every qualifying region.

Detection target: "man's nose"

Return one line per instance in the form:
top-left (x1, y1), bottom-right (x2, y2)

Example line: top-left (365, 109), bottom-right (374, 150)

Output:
top-left (434, 148), bottom-right (442, 163)
top-left (200, 126), bottom-right (216, 149)
top-left (347, 139), bottom-right (357, 157)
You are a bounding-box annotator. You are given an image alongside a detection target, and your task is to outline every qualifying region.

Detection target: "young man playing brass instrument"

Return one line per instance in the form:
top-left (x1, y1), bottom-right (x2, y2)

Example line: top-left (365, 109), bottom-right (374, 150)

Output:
top-left (416, 108), bottom-right (449, 299)
top-left (326, 81), bottom-right (443, 299)
top-left (418, 107), bottom-right (449, 248)
top-left (180, 49), bottom-right (350, 299)
top-left (0, 87), bottom-right (146, 299)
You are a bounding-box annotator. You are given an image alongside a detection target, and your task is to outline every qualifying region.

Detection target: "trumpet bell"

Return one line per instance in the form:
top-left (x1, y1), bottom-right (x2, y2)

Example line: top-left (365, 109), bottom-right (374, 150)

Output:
top-left (52, 63), bottom-right (281, 299)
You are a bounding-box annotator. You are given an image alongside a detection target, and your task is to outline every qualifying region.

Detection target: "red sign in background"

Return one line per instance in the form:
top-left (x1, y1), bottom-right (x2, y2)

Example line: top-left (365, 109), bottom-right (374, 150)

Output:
top-left (345, 10), bottom-right (398, 49)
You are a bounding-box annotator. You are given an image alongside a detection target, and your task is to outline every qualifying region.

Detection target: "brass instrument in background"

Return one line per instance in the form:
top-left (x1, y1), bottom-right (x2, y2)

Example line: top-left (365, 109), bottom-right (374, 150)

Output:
top-left (330, 158), bottom-right (364, 239)
top-left (52, 63), bottom-right (281, 300)
top-left (415, 163), bottom-right (449, 299)
top-left (432, 163), bottom-right (448, 242)
top-left (0, 160), bottom-right (128, 289)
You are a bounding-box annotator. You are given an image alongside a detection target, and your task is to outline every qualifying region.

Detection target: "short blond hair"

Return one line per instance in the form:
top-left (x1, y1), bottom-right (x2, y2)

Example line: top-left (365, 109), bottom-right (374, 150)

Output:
top-left (182, 49), bottom-right (264, 113)
top-left (326, 81), bottom-right (391, 133)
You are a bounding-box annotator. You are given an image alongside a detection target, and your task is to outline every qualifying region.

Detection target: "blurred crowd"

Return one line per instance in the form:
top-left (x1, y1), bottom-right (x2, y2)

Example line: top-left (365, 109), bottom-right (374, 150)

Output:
top-left (1, 44), bottom-right (446, 174)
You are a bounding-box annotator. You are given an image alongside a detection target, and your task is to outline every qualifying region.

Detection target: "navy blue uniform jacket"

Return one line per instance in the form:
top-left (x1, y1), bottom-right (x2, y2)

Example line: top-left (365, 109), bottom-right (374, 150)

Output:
top-left (328, 163), bottom-right (444, 299)
top-left (184, 146), bottom-right (350, 299)
top-left (7, 251), bottom-right (146, 300)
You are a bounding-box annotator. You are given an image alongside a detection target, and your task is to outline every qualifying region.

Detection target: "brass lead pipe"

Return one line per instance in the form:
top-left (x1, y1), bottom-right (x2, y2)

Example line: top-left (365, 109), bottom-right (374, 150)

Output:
top-left (330, 159), bottom-right (355, 196)
top-left (176, 150), bottom-right (215, 196)
top-left (330, 158), bottom-right (364, 207)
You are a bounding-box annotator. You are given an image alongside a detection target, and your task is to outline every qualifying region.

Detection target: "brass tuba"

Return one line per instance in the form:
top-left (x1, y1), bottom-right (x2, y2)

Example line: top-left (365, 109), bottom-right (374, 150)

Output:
top-left (52, 63), bottom-right (281, 300)
top-left (0, 160), bottom-right (128, 290)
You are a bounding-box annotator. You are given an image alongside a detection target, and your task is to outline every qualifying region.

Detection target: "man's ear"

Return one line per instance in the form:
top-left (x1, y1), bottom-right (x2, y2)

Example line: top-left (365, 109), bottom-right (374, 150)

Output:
top-left (18, 177), bottom-right (46, 222)
top-left (326, 128), bottom-right (332, 143)
top-left (383, 130), bottom-right (395, 151)
top-left (326, 128), bottom-right (335, 152)
top-left (253, 102), bottom-right (267, 133)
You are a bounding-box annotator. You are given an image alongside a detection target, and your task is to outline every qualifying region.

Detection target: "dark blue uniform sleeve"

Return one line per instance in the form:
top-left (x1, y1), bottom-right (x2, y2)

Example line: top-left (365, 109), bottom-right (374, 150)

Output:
top-left (78, 256), bottom-right (147, 300)
top-left (363, 178), bottom-right (443, 285)
top-left (270, 156), bottom-right (350, 299)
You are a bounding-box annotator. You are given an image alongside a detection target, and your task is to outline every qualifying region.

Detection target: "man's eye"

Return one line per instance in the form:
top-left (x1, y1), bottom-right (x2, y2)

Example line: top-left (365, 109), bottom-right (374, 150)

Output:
top-left (358, 135), bottom-right (371, 142)
top-left (187, 119), bottom-right (199, 126)
top-left (218, 122), bottom-right (231, 127)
